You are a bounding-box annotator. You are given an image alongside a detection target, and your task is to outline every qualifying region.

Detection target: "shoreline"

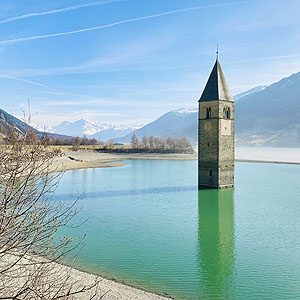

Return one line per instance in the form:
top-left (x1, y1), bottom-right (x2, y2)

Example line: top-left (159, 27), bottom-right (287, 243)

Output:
top-left (4, 252), bottom-right (173, 300)
top-left (51, 150), bottom-right (300, 173)
top-left (65, 263), bottom-right (174, 300)
top-left (51, 151), bottom-right (198, 173)
top-left (236, 159), bottom-right (300, 165)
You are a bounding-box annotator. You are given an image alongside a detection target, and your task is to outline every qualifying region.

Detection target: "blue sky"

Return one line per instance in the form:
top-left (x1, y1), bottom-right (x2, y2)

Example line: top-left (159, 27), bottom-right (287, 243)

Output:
top-left (0, 0), bottom-right (299, 127)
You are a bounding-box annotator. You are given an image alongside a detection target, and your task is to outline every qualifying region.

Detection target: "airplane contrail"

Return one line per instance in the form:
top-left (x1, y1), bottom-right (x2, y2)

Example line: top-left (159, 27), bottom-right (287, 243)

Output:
top-left (0, 1), bottom-right (248, 46)
top-left (0, 75), bottom-right (50, 88)
top-left (229, 54), bottom-right (300, 64)
top-left (0, 0), bottom-right (122, 25)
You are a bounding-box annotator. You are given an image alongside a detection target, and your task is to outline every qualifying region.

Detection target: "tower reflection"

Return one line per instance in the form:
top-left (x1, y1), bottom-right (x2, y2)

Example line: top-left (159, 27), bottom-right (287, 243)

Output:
top-left (197, 189), bottom-right (235, 299)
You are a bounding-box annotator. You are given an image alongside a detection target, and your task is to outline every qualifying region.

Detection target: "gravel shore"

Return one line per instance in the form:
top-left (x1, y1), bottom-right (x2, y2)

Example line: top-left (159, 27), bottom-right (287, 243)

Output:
top-left (67, 266), bottom-right (173, 300)
top-left (51, 150), bottom-right (198, 173)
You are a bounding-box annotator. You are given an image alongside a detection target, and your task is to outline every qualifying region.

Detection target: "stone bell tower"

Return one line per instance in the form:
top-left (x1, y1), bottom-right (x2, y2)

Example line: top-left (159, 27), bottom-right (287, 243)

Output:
top-left (198, 59), bottom-right (235, 189)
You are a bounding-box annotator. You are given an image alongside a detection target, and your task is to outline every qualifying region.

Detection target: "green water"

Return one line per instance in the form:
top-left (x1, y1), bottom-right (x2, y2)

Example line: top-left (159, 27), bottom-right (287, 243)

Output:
top-left (54, 160), bottom-right (300, 299)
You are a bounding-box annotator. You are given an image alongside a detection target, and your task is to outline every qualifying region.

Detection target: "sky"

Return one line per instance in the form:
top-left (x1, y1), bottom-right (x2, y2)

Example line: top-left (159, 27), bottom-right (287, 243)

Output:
top-left (0, 0), bottom-right (300, 128)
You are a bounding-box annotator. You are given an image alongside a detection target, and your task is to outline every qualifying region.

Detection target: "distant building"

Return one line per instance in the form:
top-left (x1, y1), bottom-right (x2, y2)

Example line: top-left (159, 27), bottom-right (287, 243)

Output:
top-left (198, 59), bottom-right (235, 189)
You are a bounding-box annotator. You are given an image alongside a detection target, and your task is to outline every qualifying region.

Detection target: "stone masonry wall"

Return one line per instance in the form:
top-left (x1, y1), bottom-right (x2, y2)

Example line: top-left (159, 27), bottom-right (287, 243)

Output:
top-left (218, 100), bottom-right (234, 188)
top-left (198, 100), bottom-right (234, 188)
top-left (198, 100), bottom-right (219, 188)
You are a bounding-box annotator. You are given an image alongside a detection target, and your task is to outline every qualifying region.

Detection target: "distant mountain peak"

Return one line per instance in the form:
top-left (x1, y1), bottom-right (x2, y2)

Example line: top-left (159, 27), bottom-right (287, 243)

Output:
top-left (49, 118), bottom-right (142, 141)
top-left (234, 86), bottom-right (267, 101)
top-left (173, 108), bottom-right (198, 114)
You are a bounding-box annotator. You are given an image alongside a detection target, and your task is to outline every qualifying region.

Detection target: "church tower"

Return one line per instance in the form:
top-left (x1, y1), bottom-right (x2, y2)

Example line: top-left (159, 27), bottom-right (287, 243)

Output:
top-left (198, 59), bottom-right (234, 189)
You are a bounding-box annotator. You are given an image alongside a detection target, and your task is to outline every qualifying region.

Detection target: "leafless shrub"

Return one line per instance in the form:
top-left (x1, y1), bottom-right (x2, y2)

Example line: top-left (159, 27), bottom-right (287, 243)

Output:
top-left (130, 134), bottom-right (193, 152)
top-left (72, 137), bottom-right (81, 151)
top-left (0, 128), bottom-right (102, 299)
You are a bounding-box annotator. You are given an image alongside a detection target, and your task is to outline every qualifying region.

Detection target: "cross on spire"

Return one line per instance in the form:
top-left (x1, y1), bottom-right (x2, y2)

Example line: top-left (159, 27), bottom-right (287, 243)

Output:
top-left (216, 44), bottom-right (219, 61)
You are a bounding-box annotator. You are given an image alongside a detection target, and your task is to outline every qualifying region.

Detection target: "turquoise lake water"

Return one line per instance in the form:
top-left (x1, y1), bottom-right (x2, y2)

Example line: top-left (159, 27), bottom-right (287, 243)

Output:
top-left (54, 160), bottom-right (300, 300)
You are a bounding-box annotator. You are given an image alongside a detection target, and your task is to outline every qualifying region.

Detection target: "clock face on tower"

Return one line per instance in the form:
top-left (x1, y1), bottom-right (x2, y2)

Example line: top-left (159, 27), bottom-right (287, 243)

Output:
top-left (204, 122), bottom-right (212, 132)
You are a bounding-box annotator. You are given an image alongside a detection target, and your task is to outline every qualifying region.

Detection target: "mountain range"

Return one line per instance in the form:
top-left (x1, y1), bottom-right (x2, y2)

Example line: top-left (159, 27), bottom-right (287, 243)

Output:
top-left (0, 109), bottom-right (69, 140)
top-left (115, 108), bottom-right (198, 144)
top-left (235, 71), bottom-right (300, 147)
top-left (49, 119), bottom-right (141, 141)
top-left (2, 70), bottom-right (300, 147)
top-left (234, 86), bottom-right (266, 101)
top-left (114, 71), bottom-right (300, 147)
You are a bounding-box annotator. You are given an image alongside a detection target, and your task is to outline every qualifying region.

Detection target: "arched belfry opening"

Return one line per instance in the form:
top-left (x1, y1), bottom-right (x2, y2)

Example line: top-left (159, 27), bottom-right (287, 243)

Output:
top-left (206, 107), bottom-right (212, 119)
top-left (198, 59), bottom-right (235, 189)
top-left (223, 107), bottom-right (230, 119)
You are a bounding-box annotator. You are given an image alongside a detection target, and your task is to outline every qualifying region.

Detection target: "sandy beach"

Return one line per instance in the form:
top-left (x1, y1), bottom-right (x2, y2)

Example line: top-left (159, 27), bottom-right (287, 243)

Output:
top-left (51, 150), bottom-right (198, 173)
top-left (51, 147), bottom-right (300, 173)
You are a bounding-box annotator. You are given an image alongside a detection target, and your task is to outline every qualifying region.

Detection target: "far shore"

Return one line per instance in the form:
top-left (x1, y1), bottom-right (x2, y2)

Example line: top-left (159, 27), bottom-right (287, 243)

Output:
top-left (236, 159), bottom-right (300, 165)
top-left (51, 147), bottom-right (300, 173)
top-left (51, 150), bottom-right (198, 173)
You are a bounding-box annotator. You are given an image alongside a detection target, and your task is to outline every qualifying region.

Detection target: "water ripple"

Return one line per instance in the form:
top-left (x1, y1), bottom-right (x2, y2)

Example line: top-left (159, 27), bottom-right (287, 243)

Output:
top-left (53, 185), bottom-right (198, 201)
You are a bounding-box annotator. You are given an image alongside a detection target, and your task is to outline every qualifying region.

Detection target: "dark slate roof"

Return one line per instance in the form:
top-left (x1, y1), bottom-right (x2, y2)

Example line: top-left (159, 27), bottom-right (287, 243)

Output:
top-left (199, 60), bottom-right (234, 102)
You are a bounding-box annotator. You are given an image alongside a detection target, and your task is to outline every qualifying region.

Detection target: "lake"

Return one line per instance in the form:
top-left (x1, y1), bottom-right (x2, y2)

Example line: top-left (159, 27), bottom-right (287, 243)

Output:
top-left (54, 160), bottom-right (300, 300)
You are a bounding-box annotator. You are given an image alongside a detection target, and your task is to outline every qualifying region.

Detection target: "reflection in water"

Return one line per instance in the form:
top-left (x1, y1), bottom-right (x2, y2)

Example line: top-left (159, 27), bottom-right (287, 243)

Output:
top-left (197, 189), bottom-right (235, 299)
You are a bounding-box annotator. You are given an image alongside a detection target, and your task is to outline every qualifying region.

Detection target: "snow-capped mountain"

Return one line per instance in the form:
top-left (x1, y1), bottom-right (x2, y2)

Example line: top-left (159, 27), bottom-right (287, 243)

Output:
top-left (49, 119), bottom-right (110, 137)
top-left (115, 108), bottom-right (198, 144)
top-left (90, 125), bottom-right (142, 141)
top-left (174, 108), bottom-right (198, 114)
top-left (234, 86), bottom-right (267, 101)
top-left (50, 119), bottom-right (141, 141)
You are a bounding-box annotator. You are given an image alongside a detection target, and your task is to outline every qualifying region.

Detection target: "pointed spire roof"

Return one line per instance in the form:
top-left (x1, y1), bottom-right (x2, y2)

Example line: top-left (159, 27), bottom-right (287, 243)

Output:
top-left (199, 60), bottom-right (234, 102)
